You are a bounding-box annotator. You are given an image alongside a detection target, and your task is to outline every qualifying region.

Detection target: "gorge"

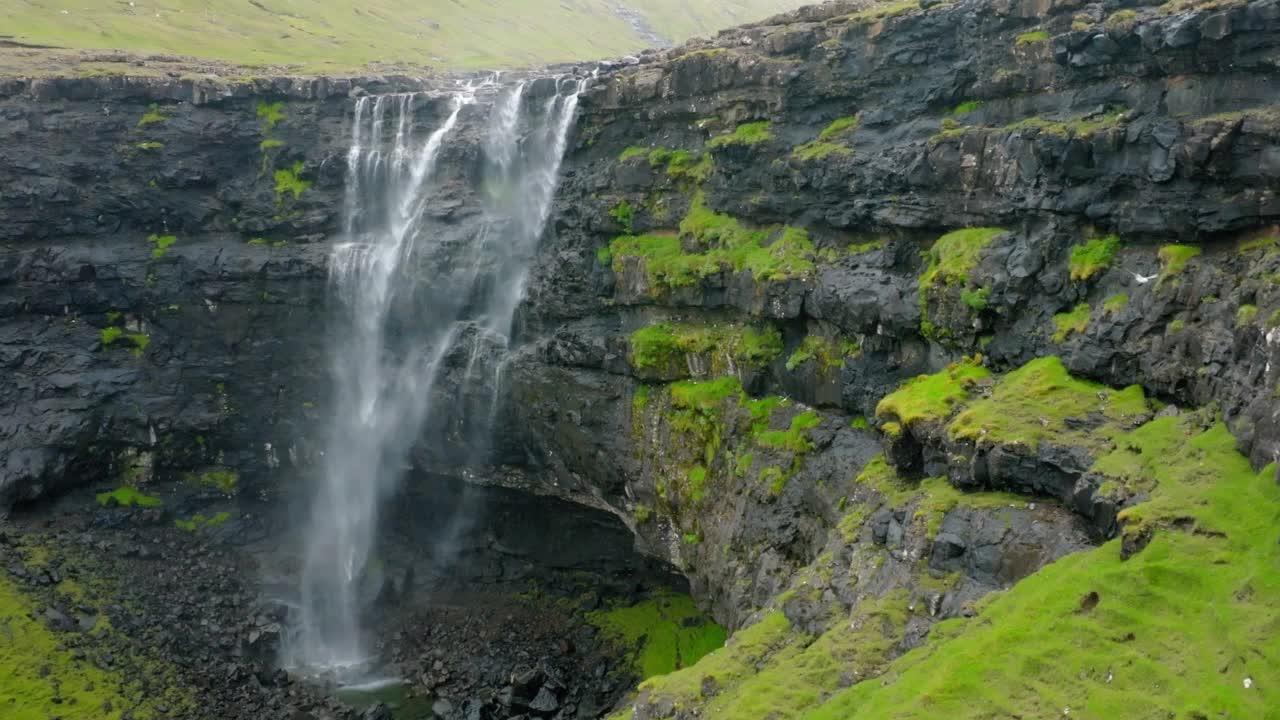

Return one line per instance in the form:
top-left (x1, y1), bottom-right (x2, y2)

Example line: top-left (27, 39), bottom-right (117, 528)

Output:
top-left (2, 0), bottom-right (1280, 719)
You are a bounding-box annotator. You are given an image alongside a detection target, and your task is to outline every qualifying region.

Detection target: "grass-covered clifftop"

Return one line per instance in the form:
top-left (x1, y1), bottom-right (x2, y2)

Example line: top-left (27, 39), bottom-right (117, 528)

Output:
top-left (0, 0), bottom-right (807, 74)
top-left (619, 358), bottom-right (1280, 720)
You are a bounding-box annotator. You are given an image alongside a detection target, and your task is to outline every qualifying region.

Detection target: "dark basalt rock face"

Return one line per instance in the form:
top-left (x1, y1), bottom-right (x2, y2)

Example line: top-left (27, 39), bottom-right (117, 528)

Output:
top-left (0, 74), bottom-right (475, 507)
top-left (510, 0), bottom-right (1280, 625)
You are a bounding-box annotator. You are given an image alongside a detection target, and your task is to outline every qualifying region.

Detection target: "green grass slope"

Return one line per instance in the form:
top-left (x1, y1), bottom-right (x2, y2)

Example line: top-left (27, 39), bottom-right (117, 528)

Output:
top-left (0, 0), bottom-right (806, 72)
top-left (622, 360), bottom-right (1279, 720)
top-left (810, 418), bottom-right (1279, 720)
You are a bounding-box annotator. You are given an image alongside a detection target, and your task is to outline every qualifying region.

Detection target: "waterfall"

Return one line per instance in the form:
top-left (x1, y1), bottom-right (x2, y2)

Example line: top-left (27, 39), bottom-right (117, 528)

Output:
top-left (284, 74), bottom-right (586, 677)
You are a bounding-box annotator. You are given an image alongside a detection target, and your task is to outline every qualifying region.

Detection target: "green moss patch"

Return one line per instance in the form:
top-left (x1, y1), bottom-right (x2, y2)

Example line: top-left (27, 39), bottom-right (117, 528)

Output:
top-left (588, 593), bottom-right (726, 680)
top-left (791, 141), bottom-right (851, 162)
top-left (136, 103), bottom-right (166, 127)
top-left (1068, 235), bottom-right (1120, 281)
top-left (256, 101), bottom-right (285, 131)
top-left (147, 233), bottom-right (177, 259)
top-left (648, 148), bottom-right (715, 183)
top-left (619, 146), bottom-right (650, 162)
top-left (755, 411), bottom-right (821, 454)
top-left (918, 227), bottom-right (1005, 332)
top-left (1158, 244), bottom-right (1202, 278)
top-left (609, 200), bottom-right (635, 233)
top-left (273, 161), bottom-right (311, 202)
top-left (1052, 303), bottom-right (1091, 342)
top-left (1015, 29), bottom-right (1050, 44)
top-left (875, 358), bottom-right (990, 429)
top-left (630, 589), bottom-right (922, 720)
top-left (174, 511), bottom-right (231, 532)
top-left (194, 468), bottom-right (239, 495)
top-left (1102, 293), bottom-right (1129, 315)
top-left (809, 415), bottom-right (1279, 720)
top-left (819, 116), bottom-right (860, 140)
top-left (707, 121), bottom-right (773, 149)
top-left (848, 239), bottom-right (886, 255)
top-left (628, 322), bottom-right (783, 374)
top-left (785, 335), bottom-right (854, 371)
top-left (949, 100), bottom-right (982, 116)
top-left (610, 194), bottom-right (815, 291)
top-left (947, 356), bottom-right (1150, 453)
top-left (1005, 110), bottom-right (1125, 138)
top-left (1236, 304), bottom-right (1258, 326)
top-left (95, 487), bottom-right (163, 508)
top-left (1, 576), bottom-right (154, 718)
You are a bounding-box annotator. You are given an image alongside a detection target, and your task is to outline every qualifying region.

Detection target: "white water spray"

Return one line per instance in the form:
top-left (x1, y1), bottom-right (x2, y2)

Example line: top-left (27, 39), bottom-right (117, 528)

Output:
top-left (285, 74), bottom-right (587, 677)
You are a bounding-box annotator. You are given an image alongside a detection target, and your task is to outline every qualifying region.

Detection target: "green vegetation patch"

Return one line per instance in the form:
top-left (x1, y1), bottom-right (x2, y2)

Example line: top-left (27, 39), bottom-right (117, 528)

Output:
top-left (1236, 231), bottom-right (1279, 254)
top-left (791, 141), bottom-right (851, 162)
top-left (147, 233), bottom-right (177, 259)
top-left (195, 468), bottom-right (239, 495)
top-left (609, 200), bottom-right (635, 233)
top-left (919, 227), bottom-right (1004, 292)
top-left (670, 591), bottom-right (908, 718)
top-left (1015, 29), bottom-right (1050, 44)
top-left (99, 327), bottom-right (150, 357)
top-left (949, 100), bottom-right (983, 116)
top-left (1052, 302), bottom-right (1091, 342)
top-left (174, 512), bottom-right (232, 532)
top-left (135, 141), bottom-right (164, 151)
top-left (610, 194), bottom-right (816, 291)
top-left (588, 593), bottom-right (727, 680)
top-left (136, 103), bottom-right (167, 127)
top-left (918, 227), bottom-right (1004, 331)
top-left (818, 116), bottom-right (860, 140)
top-left (1005, 110), bottom-right (1125, 138)
top-left (1157, 244), bottom-right (1202, 278)
top-left (619, 146), bottom-right (650, 162)
top-left (648, 148), bottom-right (715, 183)
top-left (848, 239), bottom-right (886, 255)
top-left (947, 356), bottom-right (1149, 453)
top-left (785, 335), bottom-right (854, 371)
top-left (960, 287), bottom-right (989, 312)
top-left (838, 0), bottom-right (920, 25)
top-left (0, 575), bottom-right (159, 718)
top-left (1104, 8), bottom-right (1138, 31)
top-left (95, 487), bottom-right (163, 508)
top-left (809, 415), bottom-right (1280, 720)
top-left (256, 101), bottom-right (285, 131)
top-left (875, 358), bottom-right (990, 429)
top-left (1236, 304), bottom-right (1258, 326)
top-left (3, 0), bottom-right (810, 74)
top-left (1068, 234), bottom-right (1120, 281)
top-left (628, 322), bottom-right (783, 374)
top-left (755, 411), bottom-right (821, 454)
top-left (707, 121), bottom-right (773, 149)
top-left (1102, 293), bottom-right (1129, 315)
top-left (274, 161), bottom-right (311, 202)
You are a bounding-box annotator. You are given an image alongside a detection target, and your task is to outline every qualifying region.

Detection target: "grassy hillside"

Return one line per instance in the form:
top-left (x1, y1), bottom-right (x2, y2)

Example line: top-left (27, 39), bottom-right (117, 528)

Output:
top-left (0, 0), bottom-right (806, 73)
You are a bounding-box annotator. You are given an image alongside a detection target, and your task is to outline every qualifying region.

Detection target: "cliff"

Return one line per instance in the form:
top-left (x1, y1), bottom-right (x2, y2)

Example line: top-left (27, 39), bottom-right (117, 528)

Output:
top-left (2, 0), bottom-right (1279, 717)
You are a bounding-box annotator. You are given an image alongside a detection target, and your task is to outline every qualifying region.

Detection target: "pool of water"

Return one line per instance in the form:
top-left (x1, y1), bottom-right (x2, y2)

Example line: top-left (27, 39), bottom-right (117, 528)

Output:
top-left (336, 677), bottom-right (436, 719)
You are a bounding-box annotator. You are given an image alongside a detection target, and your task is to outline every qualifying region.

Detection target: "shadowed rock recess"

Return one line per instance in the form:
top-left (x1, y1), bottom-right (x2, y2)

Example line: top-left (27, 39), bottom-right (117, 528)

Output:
top-left (2, 0), bottom-right (1280, 718)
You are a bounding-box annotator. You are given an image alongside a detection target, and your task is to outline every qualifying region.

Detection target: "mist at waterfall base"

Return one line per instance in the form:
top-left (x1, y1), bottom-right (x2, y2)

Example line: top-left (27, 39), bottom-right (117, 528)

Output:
top-left (279, 74), bottom-right (585, 684)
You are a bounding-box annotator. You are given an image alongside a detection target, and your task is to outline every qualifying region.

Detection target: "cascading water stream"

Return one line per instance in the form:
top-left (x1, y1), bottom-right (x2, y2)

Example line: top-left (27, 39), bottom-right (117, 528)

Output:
top-left (284, 74), bottom-right (587, 679)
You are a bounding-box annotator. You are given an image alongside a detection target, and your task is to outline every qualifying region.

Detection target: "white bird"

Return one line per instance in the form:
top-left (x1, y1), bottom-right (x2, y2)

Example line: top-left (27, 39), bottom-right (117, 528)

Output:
top-left (1129, 271), bottom-right (1157, 284)
top-left (1244, 677), bottom-right (1253, 689)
